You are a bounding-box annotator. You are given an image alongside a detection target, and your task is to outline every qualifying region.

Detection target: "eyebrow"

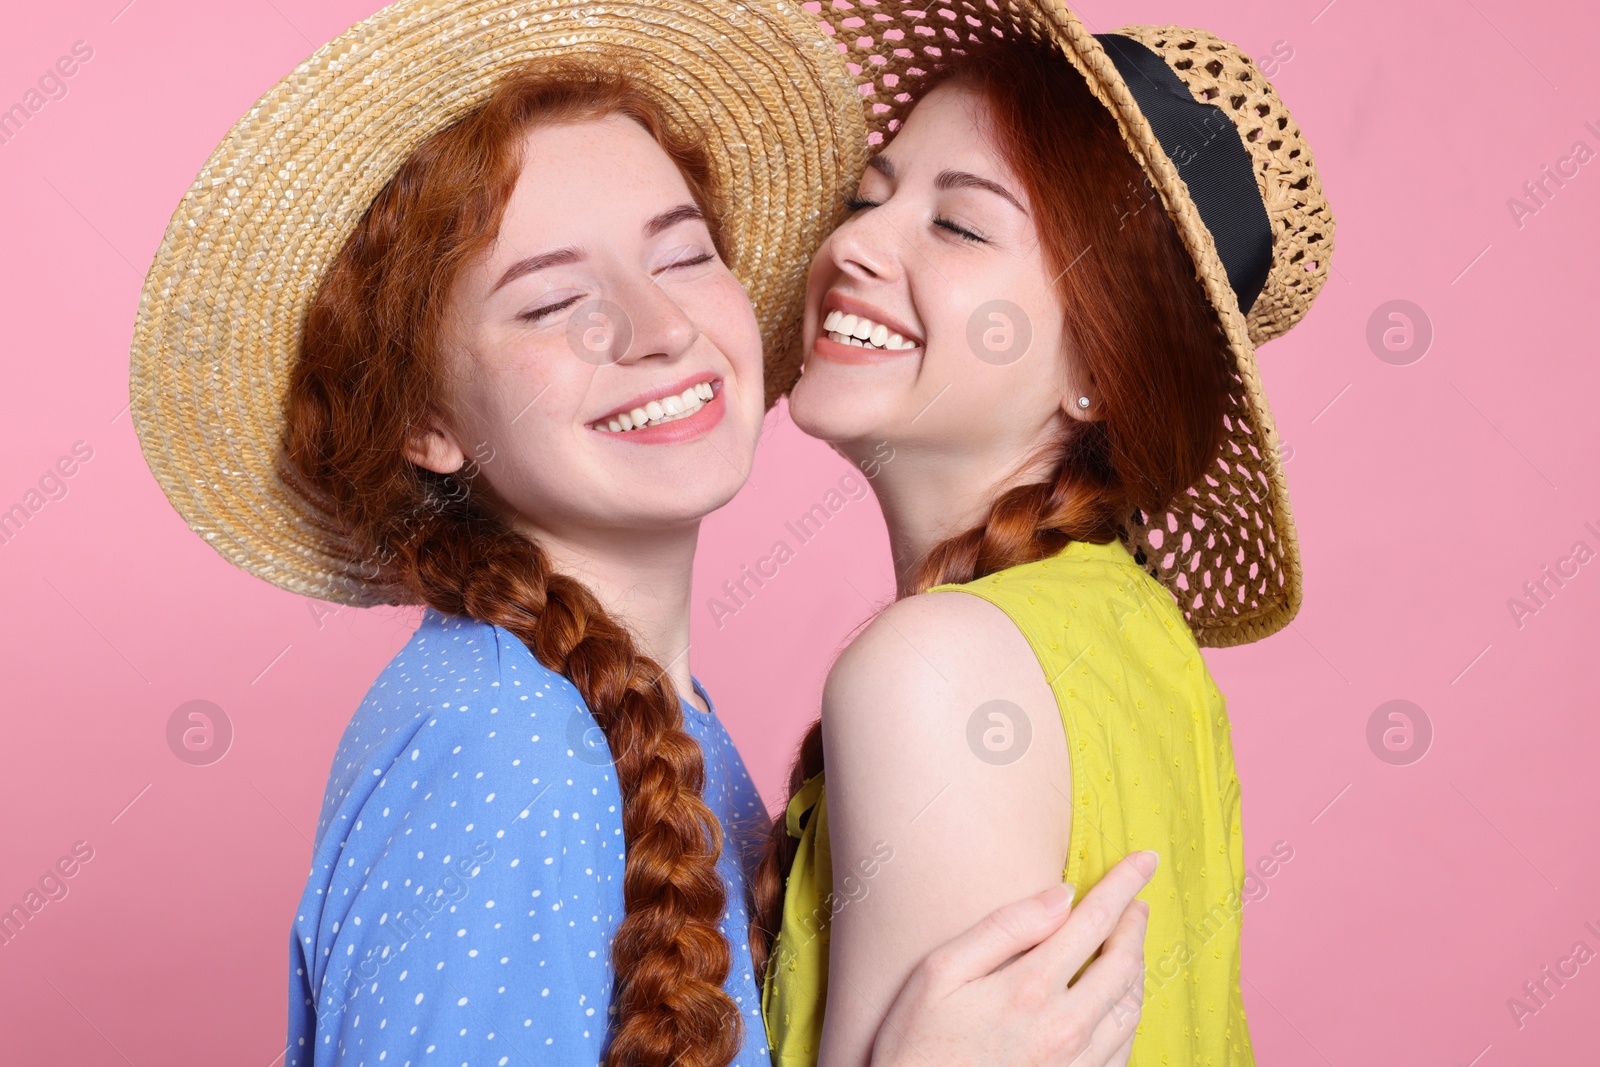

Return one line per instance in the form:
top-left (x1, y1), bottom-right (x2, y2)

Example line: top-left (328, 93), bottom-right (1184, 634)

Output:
top-left (489, 203), bottom-right (708, 294)
top-left (934, 170), bottom-right (1028, 215)
top-left (644, 203), bottom-right (707, 237)
top-left (490, 247), bottom-right (583, 294)
top-left (862, 154), bottom-right (1028, 216)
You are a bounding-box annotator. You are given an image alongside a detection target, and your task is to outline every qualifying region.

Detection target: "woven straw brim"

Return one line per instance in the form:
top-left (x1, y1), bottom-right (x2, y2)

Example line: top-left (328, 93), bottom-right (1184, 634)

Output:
top-left (805, 0), bottom-right (1336, 647)
top-left (129, 0), bottom-right (867, 607)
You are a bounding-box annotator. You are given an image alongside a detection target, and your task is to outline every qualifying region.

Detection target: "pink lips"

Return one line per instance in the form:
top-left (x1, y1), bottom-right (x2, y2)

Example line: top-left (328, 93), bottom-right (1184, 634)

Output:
top-left (588, 378), bottom-right (726, 445)
top-left (589, 373), bottom-right (720, 427)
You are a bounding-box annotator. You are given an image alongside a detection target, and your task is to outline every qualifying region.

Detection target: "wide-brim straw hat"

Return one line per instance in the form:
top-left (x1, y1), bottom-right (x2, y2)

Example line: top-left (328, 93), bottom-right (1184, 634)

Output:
top-left (129, 0), bottom-right (866, 607)
top-left (806, 0), bottom-right (1335, 646)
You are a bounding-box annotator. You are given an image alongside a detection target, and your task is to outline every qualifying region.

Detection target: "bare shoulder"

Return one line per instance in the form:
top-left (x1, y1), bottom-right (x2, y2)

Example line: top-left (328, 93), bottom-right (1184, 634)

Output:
top-left (822, 588), bottom-right (1067, 803)
top-left (826, 589), bottom-right (1041, 708)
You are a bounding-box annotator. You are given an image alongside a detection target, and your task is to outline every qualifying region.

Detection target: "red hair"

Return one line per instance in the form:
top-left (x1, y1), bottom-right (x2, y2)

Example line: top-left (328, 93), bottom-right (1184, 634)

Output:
top-left (749, 34), bottom-right (1233, 981)
top-left (279, 61), bottom-right (743, 1067)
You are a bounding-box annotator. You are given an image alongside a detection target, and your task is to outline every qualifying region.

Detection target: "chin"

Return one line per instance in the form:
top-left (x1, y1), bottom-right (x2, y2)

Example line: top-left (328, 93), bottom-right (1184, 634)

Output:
top-left (667, 455), bottom-right (753, 518)
top-left (788, 367), bottom-right (900, 448)
top-left (595, 483), bottom-right (734, 530)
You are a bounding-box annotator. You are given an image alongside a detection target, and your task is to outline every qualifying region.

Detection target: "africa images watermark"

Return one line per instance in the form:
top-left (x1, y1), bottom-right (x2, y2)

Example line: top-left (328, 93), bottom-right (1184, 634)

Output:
top-left (770, 838), bottom-right (895, 974)
top-left (166, 699), bottom-right (234, 767)
top-left (0, 840), bottom-right (96, 948)
top-left (348, 440), bottom-right (497, 582)
top-left (1505, 515), bottom-right (1600, 631)
top-left (1505, 116), bottom-right (1600, 230)
top-left (704, 450), bottom-right (893, 631)
top-left (331, 839), bottom-right (497, 1015)
top-left (0, 440), bottom-right (95, 548)
top-left (1113, 839), bottom-right (1295, 1023)
top-left (0, 41), bottom-right (95, 149)
top-left (1506, 914), bottom-right (1600, 1031)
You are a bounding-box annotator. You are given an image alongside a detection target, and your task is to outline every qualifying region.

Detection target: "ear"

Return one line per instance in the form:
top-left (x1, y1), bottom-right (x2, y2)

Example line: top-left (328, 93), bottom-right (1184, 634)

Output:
top-left (1059, 371), bottom-right (1102, 424)
top-left (403, 419), bottom-right (467, 475)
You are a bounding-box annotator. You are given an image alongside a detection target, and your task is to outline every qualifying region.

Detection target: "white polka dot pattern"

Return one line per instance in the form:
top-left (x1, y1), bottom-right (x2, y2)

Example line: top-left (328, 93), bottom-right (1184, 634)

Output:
top-left (287, 607), bottom-right (772, 1065)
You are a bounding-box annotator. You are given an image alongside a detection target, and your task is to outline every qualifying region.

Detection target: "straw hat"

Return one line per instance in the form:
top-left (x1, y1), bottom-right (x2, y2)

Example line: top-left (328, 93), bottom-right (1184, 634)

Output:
top-left (129, 0), bottom-right (866, 607)
top-left (806, 0), bottom-right (1335, 646)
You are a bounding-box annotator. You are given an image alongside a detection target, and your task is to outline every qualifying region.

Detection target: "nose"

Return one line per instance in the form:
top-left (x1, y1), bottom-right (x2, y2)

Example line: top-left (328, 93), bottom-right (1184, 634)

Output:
top-left (825, 205), bottom-right (905, 286)
top-left (596, 271), bottom-right (700, 367)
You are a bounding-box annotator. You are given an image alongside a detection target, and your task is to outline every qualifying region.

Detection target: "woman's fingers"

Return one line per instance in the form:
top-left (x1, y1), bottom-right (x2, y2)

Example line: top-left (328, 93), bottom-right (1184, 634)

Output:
top-left (871, 858), bottom-right (1158, 1067)
top-left (1101, 1000), bottom-right (1140, 1067)
top-left (916, 881), bottom-right (1078, 987)
top-left (1063, 893), bottom-right (1147, 1025)
top-left (1016, 851), bottom-right (1158, 986)
top-left (1065, 898), bottom-right (1148, 1066)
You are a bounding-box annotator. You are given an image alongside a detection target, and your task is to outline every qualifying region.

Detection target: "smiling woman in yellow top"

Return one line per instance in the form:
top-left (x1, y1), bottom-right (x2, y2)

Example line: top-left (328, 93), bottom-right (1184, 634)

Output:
top-left (750, 2), bottom-right (1335, 1065)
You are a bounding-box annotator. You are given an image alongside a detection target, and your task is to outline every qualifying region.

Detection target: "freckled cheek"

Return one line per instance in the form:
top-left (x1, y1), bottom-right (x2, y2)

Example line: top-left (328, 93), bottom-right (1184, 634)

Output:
top-left (479, 344), bottom-right (569, 408)
top-left (712, 334), bottom-right (767, 435)
top-left (700, 284), bottom-right (765, 374)
top-left (474, 381), bottom-right (586, 459)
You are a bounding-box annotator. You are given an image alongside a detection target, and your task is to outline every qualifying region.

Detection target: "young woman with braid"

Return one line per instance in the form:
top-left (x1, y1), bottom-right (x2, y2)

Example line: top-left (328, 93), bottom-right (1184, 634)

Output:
top-left (270, 64), bottom-right (1159, 1067)
top-left (756, 13), bottom-right (1335, 1067)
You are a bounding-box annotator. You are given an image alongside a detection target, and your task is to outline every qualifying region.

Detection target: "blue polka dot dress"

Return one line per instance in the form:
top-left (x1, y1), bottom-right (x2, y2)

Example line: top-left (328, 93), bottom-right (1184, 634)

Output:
top-left (288, 607), bottom-right (773, 1066)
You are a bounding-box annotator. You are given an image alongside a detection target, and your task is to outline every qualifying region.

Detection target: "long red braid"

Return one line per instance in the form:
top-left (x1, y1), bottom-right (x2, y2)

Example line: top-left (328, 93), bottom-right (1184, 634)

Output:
top-left (280, 61), bottom-right (747, 1067)
top-left (748, 34), bottom-right (1234, 983)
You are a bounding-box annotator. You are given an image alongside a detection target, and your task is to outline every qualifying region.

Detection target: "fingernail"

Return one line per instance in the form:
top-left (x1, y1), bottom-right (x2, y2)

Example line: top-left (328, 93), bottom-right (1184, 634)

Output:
top-left (1042, 882), bottom-right (1075, 915)
top-left (1134, 850), bottom-right (1160, 878)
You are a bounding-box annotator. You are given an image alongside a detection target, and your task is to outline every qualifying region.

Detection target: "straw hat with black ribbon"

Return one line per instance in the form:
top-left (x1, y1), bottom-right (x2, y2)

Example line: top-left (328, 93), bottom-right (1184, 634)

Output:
top-left (800, 0), bottom-right (1336, 647)
top-left (128, 0), bottom-right (867, 608)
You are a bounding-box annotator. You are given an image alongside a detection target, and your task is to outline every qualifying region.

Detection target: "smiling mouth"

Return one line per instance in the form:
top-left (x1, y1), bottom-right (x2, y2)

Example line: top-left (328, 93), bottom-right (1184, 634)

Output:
top-left (590, 378), bottom-right (720, 433)
top-left (822, 309), bottom-right (920, 351)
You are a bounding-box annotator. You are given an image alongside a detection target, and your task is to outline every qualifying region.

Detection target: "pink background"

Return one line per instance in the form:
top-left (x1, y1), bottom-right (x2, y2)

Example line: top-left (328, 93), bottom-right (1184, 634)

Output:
top-left (1, 0), bottom-right (1596, 1062)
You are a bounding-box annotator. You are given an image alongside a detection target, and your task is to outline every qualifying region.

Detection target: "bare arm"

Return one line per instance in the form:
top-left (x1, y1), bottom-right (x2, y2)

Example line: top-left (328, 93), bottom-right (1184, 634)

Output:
top-left (860, 852), bottom-right (1156, 1067)
top-left (817, 590), bottom-right (1076, 1067)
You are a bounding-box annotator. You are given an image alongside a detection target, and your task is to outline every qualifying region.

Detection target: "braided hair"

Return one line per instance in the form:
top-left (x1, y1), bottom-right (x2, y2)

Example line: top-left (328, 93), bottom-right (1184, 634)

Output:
top-left (749, 33), bottom-right (1233, 982)
top-left (280, 61), bottom-right (745, 1067)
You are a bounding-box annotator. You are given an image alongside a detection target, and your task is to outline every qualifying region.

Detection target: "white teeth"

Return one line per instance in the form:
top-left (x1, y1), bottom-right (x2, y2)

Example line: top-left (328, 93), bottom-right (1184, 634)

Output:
top-left (823, 310), bottom-right (917, 351)
top-left (596, 381), bottom-right (717, 433)
top-left (826, 329), bottom-right (916, 351)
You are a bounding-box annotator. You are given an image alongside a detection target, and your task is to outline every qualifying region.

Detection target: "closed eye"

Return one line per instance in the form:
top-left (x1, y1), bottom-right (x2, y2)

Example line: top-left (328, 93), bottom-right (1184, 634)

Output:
top-left (845, 194), bottom-right (985, 244)
top-left (658, 251), bottom-right (715, 272)
top-left (518, 294), bottom-right (584, 324)
top-left (934, 218), bottom-right (985, 243)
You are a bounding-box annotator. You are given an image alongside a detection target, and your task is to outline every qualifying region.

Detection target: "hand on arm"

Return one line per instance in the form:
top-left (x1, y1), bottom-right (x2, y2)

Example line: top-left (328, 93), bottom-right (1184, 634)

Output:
top-left (816, 592), bottom-right (1152, 1067)
top-left (865, 851), bottom-right (1156, 1067)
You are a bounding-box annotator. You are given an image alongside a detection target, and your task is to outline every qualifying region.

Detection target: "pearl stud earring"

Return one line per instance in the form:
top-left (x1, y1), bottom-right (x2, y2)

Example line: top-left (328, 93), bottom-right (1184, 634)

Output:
top-left (1076, 396), bottom-right (1091, 409)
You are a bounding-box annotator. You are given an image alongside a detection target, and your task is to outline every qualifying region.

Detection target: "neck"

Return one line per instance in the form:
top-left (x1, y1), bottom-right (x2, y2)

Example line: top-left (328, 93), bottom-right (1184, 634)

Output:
top-left (864, 442), bottom-right (1030, 597)
top-left (525, 518), bottom-right (705, 712)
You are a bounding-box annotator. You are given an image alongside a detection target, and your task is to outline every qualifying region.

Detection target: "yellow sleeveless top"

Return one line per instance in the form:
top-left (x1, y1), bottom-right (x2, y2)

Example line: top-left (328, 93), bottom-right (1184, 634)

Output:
top-left (760, 538), bottom-right (1255, 1065)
